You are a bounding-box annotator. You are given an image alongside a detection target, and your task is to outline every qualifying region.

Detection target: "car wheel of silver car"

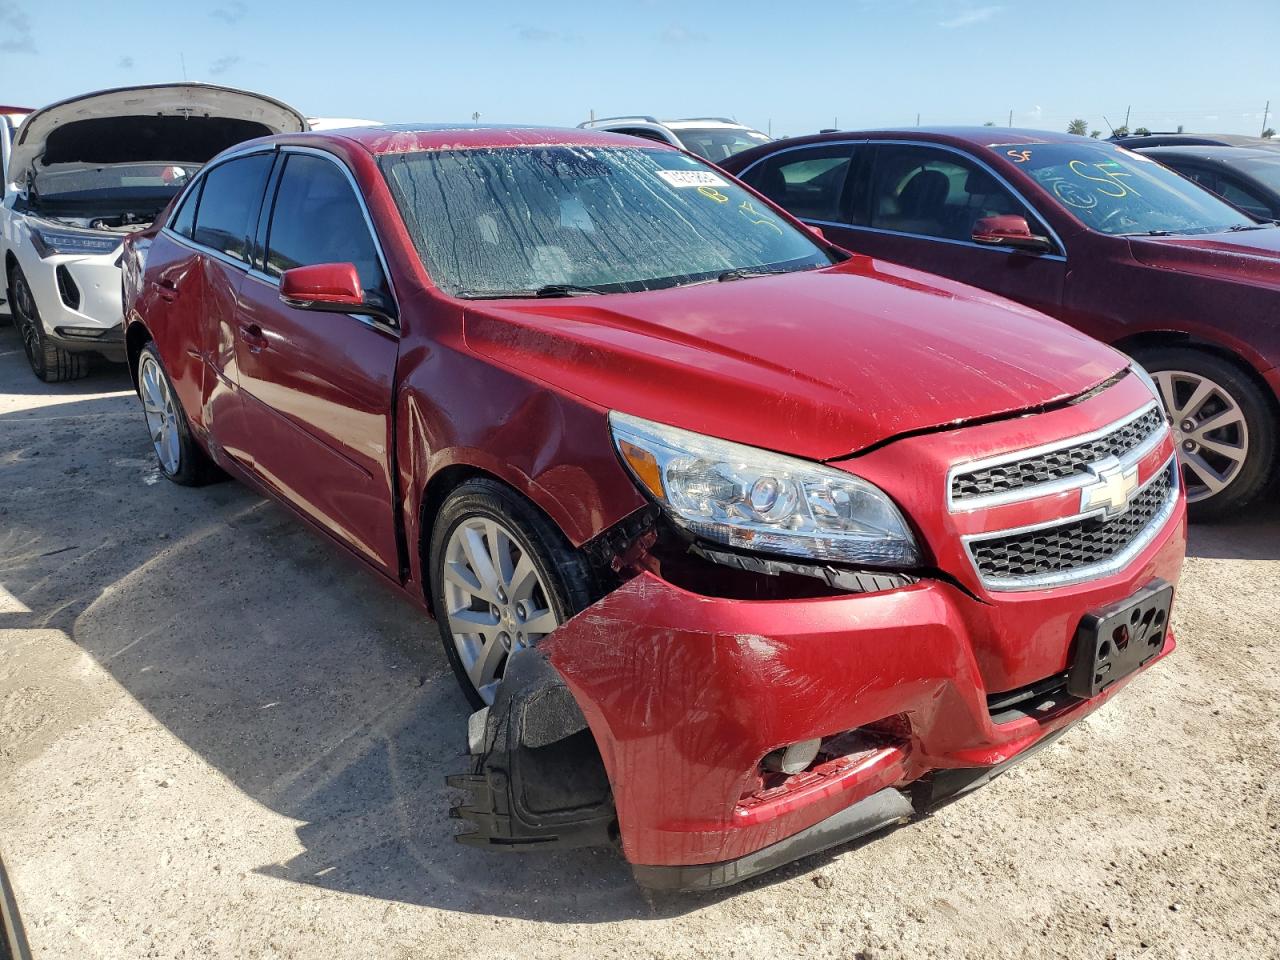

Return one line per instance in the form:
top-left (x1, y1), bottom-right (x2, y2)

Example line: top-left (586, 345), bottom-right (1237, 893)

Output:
top-left (8, 264), bottom-right (89, 383)
top-left (429, 478), bottom-right (596, 708)
top-left (135, 342), bottom-right (221, 487)
top-left (1135, 346), bottom-right (1276, 521)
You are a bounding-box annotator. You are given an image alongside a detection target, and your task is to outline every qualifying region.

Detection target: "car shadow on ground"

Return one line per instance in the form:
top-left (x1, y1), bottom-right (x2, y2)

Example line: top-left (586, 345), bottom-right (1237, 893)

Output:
top-left (0, 386), bottom-right (814, 923)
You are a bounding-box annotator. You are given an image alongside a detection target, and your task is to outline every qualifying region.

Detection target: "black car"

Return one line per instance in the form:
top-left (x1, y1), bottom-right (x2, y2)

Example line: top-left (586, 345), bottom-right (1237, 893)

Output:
top-left (1112, 133), bottom-right (1280, 150)
top-left (1136, 146), bottom-right (1280, 222)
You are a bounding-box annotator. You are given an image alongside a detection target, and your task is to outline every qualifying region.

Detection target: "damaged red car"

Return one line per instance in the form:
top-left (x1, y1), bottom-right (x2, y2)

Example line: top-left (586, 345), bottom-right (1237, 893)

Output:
top-left (121, 124), bottom-right (1186, 891)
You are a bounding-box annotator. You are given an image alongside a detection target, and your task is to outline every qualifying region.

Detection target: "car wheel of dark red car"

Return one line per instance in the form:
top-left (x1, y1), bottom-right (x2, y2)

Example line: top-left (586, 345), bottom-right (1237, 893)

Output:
top-left (429, 478), bottom-right (595, 709)
top-left (136, 344), bottom-right (220, 487)
top-left (1136, 346), bottom-right (1276, 519)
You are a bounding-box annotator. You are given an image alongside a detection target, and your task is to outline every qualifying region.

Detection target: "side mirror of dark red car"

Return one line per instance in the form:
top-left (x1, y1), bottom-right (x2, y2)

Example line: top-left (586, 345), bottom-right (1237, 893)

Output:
top-left (971, 215), bottom-right (1053, 254)
top-left (280, 262), bottom-right (385, 316)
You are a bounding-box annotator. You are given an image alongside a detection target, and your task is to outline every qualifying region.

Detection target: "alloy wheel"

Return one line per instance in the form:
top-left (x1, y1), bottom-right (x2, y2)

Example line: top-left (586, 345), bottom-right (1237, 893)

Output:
top-left (442, 516), bottom-right (560, 704)
top-left (138, 354), bottom-right (181, 475)
top-left (1154, 369), bottom-right (1249, 503)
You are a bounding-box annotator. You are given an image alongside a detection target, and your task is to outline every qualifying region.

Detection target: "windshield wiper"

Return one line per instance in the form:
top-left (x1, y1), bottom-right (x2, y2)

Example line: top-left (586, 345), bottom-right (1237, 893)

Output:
top-left (1226, 223), bottom-right (1271, 232)
top-left (717, 267), bottom-right (791, 282)
top-left (455, 283), bottom-right (607, 300)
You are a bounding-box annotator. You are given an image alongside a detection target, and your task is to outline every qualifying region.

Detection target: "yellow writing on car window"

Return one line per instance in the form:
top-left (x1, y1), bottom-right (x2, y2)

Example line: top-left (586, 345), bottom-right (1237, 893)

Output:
top-left (738, 200), bottom-right (784, 234)
top-left (697, 185), bottom-right (729, 203)
top-left (1067, 160), bottom-right (1141, 199)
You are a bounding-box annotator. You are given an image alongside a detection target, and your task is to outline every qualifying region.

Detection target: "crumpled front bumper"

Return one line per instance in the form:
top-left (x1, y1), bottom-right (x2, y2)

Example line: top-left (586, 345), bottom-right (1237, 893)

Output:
top-left (451, 485), bottom-right (1183, 889)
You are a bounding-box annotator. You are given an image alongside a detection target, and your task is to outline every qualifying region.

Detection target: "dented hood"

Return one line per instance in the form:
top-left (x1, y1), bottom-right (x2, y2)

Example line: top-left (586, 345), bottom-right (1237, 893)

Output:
top-left (1128, 228), bottom-right (1280, 289)
top-left (464, 257), bottom-right (1127, 461)
top-left (9, 83), bottom-right (307, 179)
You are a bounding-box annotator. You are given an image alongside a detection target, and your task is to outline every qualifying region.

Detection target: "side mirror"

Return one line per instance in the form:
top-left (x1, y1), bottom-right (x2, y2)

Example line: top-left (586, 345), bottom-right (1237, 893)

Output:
top-left (280, 263), bottom-right (396, 323)
top-left (972, 215), bottom-right (1053, 254)
top-left (280, 262), bottom-right (365, 311)
top-left (806, 223), bottom-right (828, 242)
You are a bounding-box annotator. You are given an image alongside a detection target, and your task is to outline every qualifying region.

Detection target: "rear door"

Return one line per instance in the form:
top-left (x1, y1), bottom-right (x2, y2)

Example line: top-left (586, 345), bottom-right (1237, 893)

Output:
top-left (232, 148), bottom-right (402, 576)
top-left (765, 140), bottom-right (1067, 318)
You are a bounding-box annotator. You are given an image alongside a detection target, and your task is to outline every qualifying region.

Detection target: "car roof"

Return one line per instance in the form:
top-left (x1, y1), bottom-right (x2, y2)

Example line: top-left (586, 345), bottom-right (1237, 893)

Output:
top-left (297, 123), bottom-right (668, 155)
top-left (1138, 145), bottom-right (1280, 163)
top-left (739, 126), bottom-right (1093, 149)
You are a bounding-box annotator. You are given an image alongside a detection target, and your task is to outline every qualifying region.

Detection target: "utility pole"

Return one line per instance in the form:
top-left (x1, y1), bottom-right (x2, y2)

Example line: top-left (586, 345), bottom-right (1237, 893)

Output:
top-left (471, 111), bottom-right (481, 123)
top-left (916, 112), bottom-right (920, 127)
top-left (1008, 109), bottom-right (1013, 128)
top-left (1263, 100), bottom-right (1271, 136)
top-left (767, 118), bottom-right (772, 137)
top-left (1124, 104), bottom-right (1131, 129)
top-left (589, 108), bottom-right (595, 122)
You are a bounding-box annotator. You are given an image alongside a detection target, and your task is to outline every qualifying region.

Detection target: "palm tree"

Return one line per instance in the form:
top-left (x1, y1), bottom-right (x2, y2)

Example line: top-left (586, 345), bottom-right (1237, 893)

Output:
top-left (1067, 118), bottom-right (1089, 136)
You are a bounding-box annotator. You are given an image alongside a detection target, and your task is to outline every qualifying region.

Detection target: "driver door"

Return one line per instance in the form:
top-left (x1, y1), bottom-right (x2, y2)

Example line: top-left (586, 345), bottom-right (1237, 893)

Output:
top-left (233, 150), bottom-right (402, 576)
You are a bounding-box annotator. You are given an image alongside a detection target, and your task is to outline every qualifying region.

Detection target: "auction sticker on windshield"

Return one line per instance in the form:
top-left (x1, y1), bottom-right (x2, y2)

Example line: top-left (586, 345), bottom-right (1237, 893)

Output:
top-left (656, 169), bottom-right (730, 188)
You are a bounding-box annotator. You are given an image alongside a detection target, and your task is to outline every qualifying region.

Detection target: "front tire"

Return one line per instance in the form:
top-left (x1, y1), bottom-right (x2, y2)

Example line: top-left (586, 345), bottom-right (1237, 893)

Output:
top-left (9, 264), bottom-right (89, 382)
top-left (1133, 345), bottom-right (1276, 521)
top-left (429, 479), bottom-right (595, 709)
top-left (136, 343), bottom-right (220, 486)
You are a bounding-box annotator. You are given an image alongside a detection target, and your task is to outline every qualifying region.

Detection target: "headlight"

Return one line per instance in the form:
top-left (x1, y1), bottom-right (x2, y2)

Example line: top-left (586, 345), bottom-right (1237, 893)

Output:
top-left (32, 227), bottom-right (121, 258)
top-left (609, 412), bottom-right (920, 567)
top-left (1129, 362), bottom-right (1167, 416)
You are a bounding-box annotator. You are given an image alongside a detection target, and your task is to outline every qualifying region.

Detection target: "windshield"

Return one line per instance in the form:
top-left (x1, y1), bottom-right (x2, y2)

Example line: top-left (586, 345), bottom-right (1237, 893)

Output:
top-left (674, 128), bottom-right (771, 163)
top-left (994, 142), bottom-right (1256, 236)
top-left (1234, 156), bottom-right (1280, 196)
top-left (380, 146), bottom-right (830, 297)
top-left (34, 163), bottom-right (197, 200)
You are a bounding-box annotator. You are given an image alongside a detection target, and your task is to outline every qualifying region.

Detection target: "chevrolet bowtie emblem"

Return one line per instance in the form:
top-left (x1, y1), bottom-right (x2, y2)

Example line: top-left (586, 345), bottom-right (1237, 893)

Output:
top-left (1080, 458), bottom-right (1140, 518)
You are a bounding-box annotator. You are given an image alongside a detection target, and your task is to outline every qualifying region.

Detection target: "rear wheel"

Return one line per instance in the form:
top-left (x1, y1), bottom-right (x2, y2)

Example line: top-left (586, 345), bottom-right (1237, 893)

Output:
top-left (136, 343), bottom-right (220, 486)
top-left (429, 479), bottom-right (594, 708)
top-left (1133, 346), bottom-right (1276, 521)
top-left (9, 264), bottom-right (89, 382)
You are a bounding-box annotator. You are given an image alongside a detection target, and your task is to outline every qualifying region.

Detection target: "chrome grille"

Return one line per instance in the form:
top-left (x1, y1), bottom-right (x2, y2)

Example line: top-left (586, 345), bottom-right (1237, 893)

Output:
top-left (966, 462), bottom-right (1177, 589)
top-left (951, 406), bottom-right (1165, 504)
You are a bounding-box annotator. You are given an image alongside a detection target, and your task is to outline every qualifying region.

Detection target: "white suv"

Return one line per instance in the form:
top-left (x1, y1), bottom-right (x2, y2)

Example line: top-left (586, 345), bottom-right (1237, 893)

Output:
top-left (0, 104), bottom-right (32, 321)
top-left (577, 116), bottom-right (770, 164)
top-left (1, 83), bottom-right (307, 381)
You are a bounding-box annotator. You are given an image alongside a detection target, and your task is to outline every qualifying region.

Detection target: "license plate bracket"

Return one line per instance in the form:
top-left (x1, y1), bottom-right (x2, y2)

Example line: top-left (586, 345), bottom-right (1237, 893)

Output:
top-left (1068, 579), bottom-right (1173, 699)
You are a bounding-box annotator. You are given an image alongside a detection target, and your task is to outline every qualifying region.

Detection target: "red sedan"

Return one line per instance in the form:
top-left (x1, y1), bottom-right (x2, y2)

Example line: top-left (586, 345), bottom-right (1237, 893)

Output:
top-left (122, 124), bottom-right (1184, 890)
top-left (723, 129), bottom-right (1280, 519)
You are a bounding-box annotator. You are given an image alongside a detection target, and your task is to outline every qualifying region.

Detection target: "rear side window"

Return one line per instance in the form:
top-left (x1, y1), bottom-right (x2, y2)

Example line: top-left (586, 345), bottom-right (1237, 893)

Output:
top-left (169, 181), bottom-right (201, 238)
top-left (265, 153), bottom-right (390, 307)
top-left (743, 145), bottom-right (856, 222)
top-left (192, 153), bottom-right (274, 263)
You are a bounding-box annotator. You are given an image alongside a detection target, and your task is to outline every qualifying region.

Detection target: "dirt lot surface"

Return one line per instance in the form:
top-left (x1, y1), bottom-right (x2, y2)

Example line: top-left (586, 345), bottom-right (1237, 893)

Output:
top-left (1, 336), bottom-right (1278, 960)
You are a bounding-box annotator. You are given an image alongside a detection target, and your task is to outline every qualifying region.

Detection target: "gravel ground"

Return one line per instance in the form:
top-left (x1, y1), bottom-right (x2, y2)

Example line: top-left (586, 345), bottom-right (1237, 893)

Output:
top-left (1, 334), bottom-right (1278, 960)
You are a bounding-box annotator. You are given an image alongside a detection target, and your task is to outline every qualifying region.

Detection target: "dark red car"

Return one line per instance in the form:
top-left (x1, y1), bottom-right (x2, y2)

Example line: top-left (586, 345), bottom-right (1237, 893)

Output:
top-left (723, 129), bottom-right (1280, 519)
top-left (122, 124), bottom-right (1184, 890)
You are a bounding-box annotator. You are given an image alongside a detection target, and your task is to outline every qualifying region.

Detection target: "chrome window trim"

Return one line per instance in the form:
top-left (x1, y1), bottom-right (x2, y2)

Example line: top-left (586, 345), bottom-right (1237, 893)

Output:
top-left (947, 401), bottom-right (1164, 512)
top-left (961, 455), bottom-right (1179, 592)
top-left (735, 137), bottom-right (1067, 257)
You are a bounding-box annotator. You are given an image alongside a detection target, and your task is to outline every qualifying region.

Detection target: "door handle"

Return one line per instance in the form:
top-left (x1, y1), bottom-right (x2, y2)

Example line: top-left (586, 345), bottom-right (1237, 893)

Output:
top-left (239, 322), bottom-right (269, 350)
top-left (156, 278), bottom-right (178, 302)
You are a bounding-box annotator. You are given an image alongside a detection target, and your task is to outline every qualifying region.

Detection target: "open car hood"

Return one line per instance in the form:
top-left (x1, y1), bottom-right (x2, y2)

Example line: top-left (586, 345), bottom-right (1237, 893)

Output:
top-left (464, 257), bottom-right (1129, 461)
top-left (9, 83), bottom-right (307, 181)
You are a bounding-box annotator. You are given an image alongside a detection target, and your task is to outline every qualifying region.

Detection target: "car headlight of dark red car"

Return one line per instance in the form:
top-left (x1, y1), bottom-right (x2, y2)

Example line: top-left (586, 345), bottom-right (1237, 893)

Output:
top-left (609, 411), bottom-right (919, 567)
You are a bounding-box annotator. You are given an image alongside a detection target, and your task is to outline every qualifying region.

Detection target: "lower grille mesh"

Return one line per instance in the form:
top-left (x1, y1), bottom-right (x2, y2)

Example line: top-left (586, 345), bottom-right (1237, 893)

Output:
top-left (970, 464), bottom-right (1174, 582)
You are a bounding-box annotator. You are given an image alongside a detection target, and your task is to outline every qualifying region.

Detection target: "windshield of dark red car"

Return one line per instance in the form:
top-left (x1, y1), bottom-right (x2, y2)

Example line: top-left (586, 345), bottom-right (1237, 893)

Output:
top-left (379, 145), bottom-right (830, 297)
top-left (994, 142), bottom-right (1259, 236)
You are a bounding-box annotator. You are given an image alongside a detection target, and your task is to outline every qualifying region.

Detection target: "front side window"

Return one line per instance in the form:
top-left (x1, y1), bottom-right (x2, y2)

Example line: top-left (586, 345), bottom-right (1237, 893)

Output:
top-left (380, 146), bottom-right (832, 298)
top-left (265, 153), bottom-right (390, 307)
top-left (867, 144), bottom-right (1029, 242)
top-left (743, 144), bottom-right (855, 222)
top-left (992, 142), bottom-right (1257, 236)
top-left (191, 153), bottom-right (274, 262)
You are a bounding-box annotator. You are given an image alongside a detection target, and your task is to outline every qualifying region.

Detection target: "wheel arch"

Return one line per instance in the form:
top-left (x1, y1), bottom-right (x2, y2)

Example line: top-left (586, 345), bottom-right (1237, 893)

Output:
top-left (1114, 329), bottom-right (1280, 415)
top-left (124, 319), bottom-right (153, 390)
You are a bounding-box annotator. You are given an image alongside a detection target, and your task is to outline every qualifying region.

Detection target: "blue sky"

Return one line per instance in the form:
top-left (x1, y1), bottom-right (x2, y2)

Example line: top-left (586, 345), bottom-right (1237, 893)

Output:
top-left (1, 0), bottom-right (1276, 138)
